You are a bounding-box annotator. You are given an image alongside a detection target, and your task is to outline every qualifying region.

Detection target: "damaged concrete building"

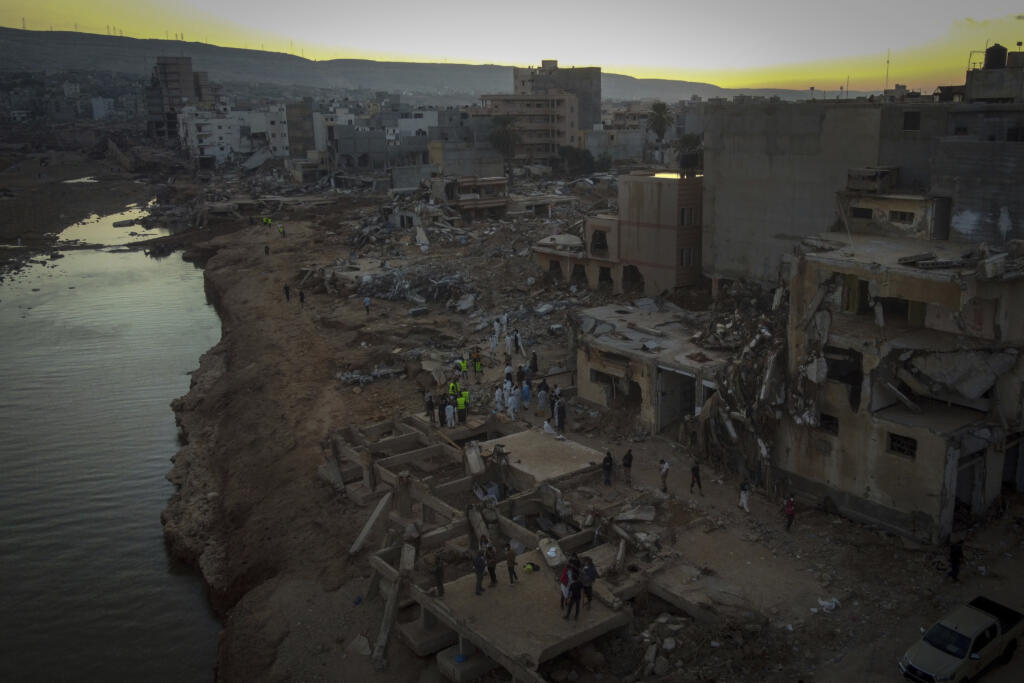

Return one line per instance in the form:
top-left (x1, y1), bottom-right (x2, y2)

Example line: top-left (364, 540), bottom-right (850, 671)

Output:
top-left (533, 171), bottom-right (702, 296)
top-left (780, 233), bottom-right (1024, 542)
top-left (570, 303), bottom-right (727, 436)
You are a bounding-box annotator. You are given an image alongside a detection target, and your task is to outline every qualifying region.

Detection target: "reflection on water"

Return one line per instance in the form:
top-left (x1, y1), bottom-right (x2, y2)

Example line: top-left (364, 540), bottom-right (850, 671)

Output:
top-left (0, 240), bottom-right (221, 680)
top-left (58, 199), bottom-right (169, 246)
top-left (62, 176), bottom-right (99, 184)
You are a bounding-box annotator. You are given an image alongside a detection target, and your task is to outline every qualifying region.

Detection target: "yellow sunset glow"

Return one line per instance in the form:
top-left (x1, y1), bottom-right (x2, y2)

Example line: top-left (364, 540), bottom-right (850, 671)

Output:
top-left (2, 1), bottom-right (1023, 91)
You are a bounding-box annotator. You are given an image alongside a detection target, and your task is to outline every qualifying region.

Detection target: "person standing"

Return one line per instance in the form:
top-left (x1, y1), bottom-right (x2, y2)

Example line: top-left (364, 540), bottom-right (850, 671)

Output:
top-left (459, 357), bottom-right (468, 381)
top-left (283, 284), bottom-right (291, 301)
top-left (690, 461), bottom-right (703, 496)
top-left (535, 381), bottom-right (548, 418)
top-left (564, 567), bottom-right (582, 620)
top-left (264, 244), bottom-right (270, 256)
top-left (501, 311), bottom-right (508, 334)
top-left (472, 350), bottom-right (482, 378)
top-left (521, 381), bottom-right (531, 411)
top-left (445, 400), bottom-right (456, 428)
top-left (556, 399), bottom-right (567, 434)
top-left (622, 449), bottom-right (633, 485)
top-left (505, 332), bottom-right (513, 357)
top-left (530, 351), bottom-right (539, 374)
top-left (504, 362), bottom-right (513, 383)
top-left (437, 395), bottom-right (446, 427)
top-left (493, 318), bottom-right (501, 342)
top-left (505, 544), bottom-right (518, 585)
top-left (363, 296), bottom-right (371, 316)
top-left (298, 290), bottom-right (305, 307)
top-left (738, 480), bottom-right (751, 512)
top-left (949, 539), bottom-right (964, 582)
top-left (659, 459), bottom-right (670, 493)
top-left (433, 556), bottom-right (445, 597)
top-left (602, 451), bottom-right (614, 486)
top-left (581, 557), bottom-right (598, 607)
top-left (558, 564), bottom-right (570, 610)
top-left (494, 384), bottom-right (504, 413)
top-left (783, 495), bottom-right (796, 531)
top-left (425, 393), bottom-right (435, 425)
top-left (473, 550), bottom-right (487, 596)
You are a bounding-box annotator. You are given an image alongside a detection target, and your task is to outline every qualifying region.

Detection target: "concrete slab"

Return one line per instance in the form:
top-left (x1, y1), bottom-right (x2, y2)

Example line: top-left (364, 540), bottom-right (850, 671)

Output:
top-left (432, 550), bottom-right (631, 669)
top-left (435, 643), bottom-right (498, 682)
top-left (478, 430), bottom-right (601, 490)
top-left (398, 619), bottom-right (458, 657)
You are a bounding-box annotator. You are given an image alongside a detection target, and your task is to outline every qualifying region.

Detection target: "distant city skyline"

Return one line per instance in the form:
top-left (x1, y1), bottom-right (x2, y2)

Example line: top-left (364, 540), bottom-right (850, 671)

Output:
top-left (2, 1), bottom-right (1023, 91)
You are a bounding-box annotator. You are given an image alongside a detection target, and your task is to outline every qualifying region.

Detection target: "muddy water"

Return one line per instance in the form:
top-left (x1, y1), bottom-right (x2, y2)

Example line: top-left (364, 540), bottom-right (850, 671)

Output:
top-left (0, 216), bottom-right (221, 681)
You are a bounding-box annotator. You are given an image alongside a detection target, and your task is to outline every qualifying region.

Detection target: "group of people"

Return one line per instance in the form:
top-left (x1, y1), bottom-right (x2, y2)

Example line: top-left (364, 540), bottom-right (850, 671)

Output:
top-left (489, 315), bottom-right (528, 359)
top-left (559, 553), bottom-right (598, 620)
top-left (472, 535), bottom-right (519, 595)
top-left (426, 380), bottom-right (472, 428)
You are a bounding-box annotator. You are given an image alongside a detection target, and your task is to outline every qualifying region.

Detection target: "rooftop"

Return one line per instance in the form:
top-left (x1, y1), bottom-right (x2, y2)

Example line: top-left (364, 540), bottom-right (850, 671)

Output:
top-left (803, 232), bottom-right (980, 279)
top-left (477, 429), bottom-right (603, 489)
top-left (577, 303), bottom-right (730, 371)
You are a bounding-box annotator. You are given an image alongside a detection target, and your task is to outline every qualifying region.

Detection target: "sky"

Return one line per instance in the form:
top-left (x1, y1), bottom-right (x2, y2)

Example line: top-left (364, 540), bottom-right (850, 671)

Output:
top-left (2, 0), bottom-right (1024, 90)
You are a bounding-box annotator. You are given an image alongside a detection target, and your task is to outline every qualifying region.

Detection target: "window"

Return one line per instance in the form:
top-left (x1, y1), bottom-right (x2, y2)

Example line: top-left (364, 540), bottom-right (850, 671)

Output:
top-left (889, 210), bottom-right (915, 223)
top-left (681, 207), bottom-right (698, 226)
top-left (972, 624), bottom-right (998, 654)
top-left (850, 207), bottom-right (873, 219)
top-left (818, 413), bottom-right (839, 435)
top-left (887, 433), bottom-right (917, 458)
top-left (679, 247), bottom-right (697, 267)
top-left (902, 111), bottom-right (921, 131)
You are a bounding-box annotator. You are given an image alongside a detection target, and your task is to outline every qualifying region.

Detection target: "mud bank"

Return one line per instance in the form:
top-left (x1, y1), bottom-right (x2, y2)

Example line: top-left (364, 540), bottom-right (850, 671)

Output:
top-left (159, 220), bottom-right (428, 681)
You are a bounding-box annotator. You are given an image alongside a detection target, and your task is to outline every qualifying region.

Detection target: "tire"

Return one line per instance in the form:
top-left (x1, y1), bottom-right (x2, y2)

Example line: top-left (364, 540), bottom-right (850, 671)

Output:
top-left (999, 638), bottom-right (1017, 665)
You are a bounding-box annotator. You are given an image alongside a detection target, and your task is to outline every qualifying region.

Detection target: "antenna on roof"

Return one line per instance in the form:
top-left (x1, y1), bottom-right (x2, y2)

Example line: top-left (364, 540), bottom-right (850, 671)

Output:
top-left (884, 49), bottom-right (890, 90)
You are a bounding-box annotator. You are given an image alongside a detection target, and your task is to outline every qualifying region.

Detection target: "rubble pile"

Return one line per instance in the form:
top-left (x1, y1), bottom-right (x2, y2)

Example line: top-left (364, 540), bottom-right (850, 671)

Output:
top-left (689, 282), bottom-right (791, 487)
top-left (355, 264), bottom-right (475, 305)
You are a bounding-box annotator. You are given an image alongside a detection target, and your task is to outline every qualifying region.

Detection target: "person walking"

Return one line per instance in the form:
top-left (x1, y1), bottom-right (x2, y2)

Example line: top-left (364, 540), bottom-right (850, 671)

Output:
top-left (494, 384), bottom-right (504, 413)
top-left (363, 296), bottom-right (371, 316)
top-left (298, 290), bottom-right (305, 307)
top-left (581, 557), bottom-right (598, 607)
top-left (556, 399), bottom-right (567, 433)
top-left (505, 544), bottom-right (518, 585)
top-left (564, 567), bottom-right (582, 620)
top-left (493, 318), bottom-right (501, 343)
top-left (485, 543), bottom-right (498, 587)
top-left (530, 351), bottom-right (539, 374)
top-left (425, 393), bottom-right (435, 425)
top-left (783, 495), bottom-right (796, 531)
top-left (459, 358), bottom-right (468, 381)
top-left (501, 311), bottom-right (508, 334)
top-left (505, 332), bottom-right (513, 357)
top-left (457, 390), bottom-right (469, 424)
top-left (283, 284), bottom-right (291, 302)
top-left (264, 244), bottom-right (270, 256)
top-left (659, 459), bottom-right (670, 493)
top-left (521, 381), bottom-right (531, 411)
top-left (949, 539), bottom-right (964, 582)
top-left (550, 385), bottom-right (560, 420)
top-left (622, 449), bottom-right (633, 486)
top-left (602, 451), bottom-right (614, 486)
top-left (472, 350), bottom-right (482, 378)
top-left (690, 461), bottom-right (703, 496)
top-left (445, 400), bottom-right (456, 428)
top-left (507, 385), bottom-right (520, 420)
top-left (558, 564), bottom-right (570, 610)
top-left (513, 328), bottom-right (525, 357)
top-left (738, 480), bottom-right (751, 512)
top-left (473, 550), bottom-right (487, 595)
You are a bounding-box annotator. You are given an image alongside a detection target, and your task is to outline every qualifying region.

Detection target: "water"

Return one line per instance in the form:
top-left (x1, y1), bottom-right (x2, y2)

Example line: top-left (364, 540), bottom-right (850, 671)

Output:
top-left (58, 201), bottom-right (169, 246)
top-left (0, 214), bottom-right (222, 681)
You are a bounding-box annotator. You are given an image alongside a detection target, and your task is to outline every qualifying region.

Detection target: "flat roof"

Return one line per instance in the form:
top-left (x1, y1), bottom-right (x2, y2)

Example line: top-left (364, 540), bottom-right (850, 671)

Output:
top-left (577, 304), bottom-right (730, 371)
top-left (478, 429), bottom-right (601, 487)
top-left (875, 401), bottom-right (984, 436)
top-left (433, 549), bottom-right (631, 669)
top-left (804, 233), bottom-right (977, 278)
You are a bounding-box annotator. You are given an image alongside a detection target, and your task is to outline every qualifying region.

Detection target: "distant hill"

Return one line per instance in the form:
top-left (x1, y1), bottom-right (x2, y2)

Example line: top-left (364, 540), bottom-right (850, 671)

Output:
top-left (0, 27), bottom-right (867, 102)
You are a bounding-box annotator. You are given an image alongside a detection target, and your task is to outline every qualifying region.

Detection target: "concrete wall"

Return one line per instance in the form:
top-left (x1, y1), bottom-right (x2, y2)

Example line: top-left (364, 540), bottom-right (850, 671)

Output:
top-left (837, 193), bottom-right (935, 239)
top-left (582, 128), bottom-right (645, 161)
top-left (514, 63), bottom-right (601, 131)
top-left (702, 103), bottom-right (882, 283)
top-left (576, 347), bottom-right (657, 429)
top-left (618, 174), bottom-right (690, 294)
top-left (930, 140), bottom-right (1024, 244)
top-left (285, 100), bottom-right (315, 160)
top-left (877, 105), bottom-right (950, 192)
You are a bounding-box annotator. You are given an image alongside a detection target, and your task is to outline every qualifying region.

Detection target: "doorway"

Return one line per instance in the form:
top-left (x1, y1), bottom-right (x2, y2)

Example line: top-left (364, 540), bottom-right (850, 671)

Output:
top-left (657, 368), bottom-right (696, 433)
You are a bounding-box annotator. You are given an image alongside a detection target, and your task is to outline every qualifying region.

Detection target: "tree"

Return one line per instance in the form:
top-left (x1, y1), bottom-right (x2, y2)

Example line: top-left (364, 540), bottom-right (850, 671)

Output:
top-left (488, 115), bottom-right (520, 176)
top-left (558, 146), bottom-right (596, 175)
top-left (646, 101), bottom-right (672, 163)
top-left (672, 133), bottom-right (703, 175)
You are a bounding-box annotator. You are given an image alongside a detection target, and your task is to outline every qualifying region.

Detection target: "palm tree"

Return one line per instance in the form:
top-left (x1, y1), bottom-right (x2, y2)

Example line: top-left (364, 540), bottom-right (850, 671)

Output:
top-left (646, 101), bottom-right (672, 163)
top-left (672, 133), bottom-right (703, 175)
top-left (488, 115), bottom-right (520, 177)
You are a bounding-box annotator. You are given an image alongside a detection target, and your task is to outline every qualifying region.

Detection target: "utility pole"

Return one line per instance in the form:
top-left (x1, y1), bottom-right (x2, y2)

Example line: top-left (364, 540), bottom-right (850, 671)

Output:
top-left (22, 17), bottom-right (26, 30)
top-left (884, 49), bottom-right (890, 91)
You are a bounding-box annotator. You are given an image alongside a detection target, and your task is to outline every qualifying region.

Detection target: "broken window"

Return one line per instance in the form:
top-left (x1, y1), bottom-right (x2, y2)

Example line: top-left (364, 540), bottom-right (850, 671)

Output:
top-left (598, 267), bottom-right (613, 291)
top-left (889, 210), bottom-right (915, 223)
top-left (622, 265), bottom-right (645, 293)
top-left (824, 345), bottom-right (863, 411)
top-left (887, 432), bottom-right (917, 458)
top-left (902, 111), bottom-right (921, 131)
top-left (850, 207), bottom-right (873, 220)
top-left (818, 413), bottom-right (839, 435)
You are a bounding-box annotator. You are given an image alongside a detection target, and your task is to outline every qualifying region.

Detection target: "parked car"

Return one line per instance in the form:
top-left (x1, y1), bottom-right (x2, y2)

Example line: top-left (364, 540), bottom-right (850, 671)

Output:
top-left (899, 596), bottom-right (1022, 682)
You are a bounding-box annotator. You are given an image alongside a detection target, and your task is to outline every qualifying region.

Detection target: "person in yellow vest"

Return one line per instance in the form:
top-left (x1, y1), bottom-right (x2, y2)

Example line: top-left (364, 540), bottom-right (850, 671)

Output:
top-left (456, 392), bottom-right (467, 424)
top-left (472, 350), bottom-right (482, 378)
top-left (459, 358), bottom-right (468, 380)
top-left (449, 380), bottom-right (459, 397)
